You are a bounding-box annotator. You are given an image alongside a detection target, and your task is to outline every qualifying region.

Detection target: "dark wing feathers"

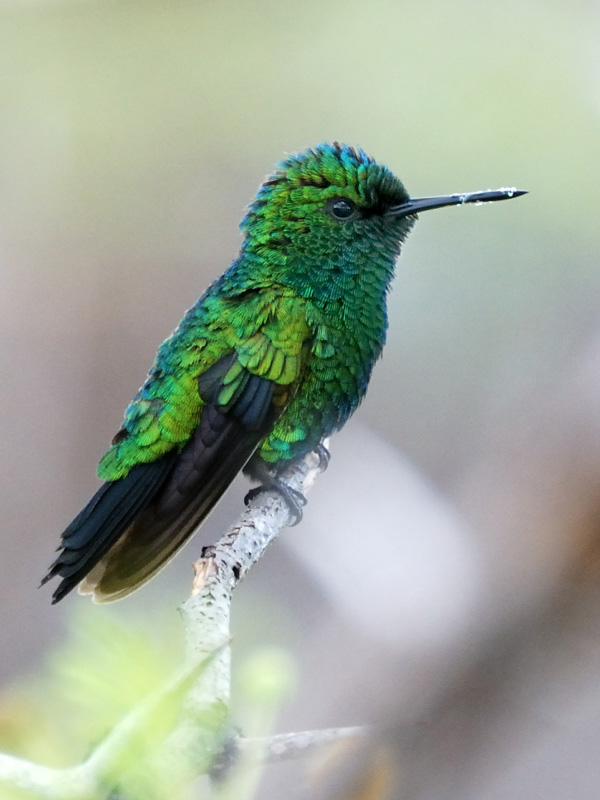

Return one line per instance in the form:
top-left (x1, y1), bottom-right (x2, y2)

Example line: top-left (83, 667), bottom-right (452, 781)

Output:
top-left (91, 408), bottom-right (266, 601)
top-left (233, 374), bottom-right (274, 430)
top-left (42, 453), bottom-right (178, 602)
top-left (44, 356), bottom-right (281, 603)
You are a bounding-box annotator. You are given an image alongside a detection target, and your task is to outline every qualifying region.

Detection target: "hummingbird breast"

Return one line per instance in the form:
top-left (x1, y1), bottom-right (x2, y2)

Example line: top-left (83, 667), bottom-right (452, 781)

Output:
top-left (256, 280), bottom-right (388, 470)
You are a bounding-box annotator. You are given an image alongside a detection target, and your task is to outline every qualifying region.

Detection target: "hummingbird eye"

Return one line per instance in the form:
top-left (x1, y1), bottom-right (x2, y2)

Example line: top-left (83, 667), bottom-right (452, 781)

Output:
top-left (328, 197), bottom-right (357, 221)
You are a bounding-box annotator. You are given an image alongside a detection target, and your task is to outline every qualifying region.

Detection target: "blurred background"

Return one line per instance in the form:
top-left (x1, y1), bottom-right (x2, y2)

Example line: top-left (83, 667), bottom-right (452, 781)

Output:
top-left (2, 0), bottom-right (600, 797)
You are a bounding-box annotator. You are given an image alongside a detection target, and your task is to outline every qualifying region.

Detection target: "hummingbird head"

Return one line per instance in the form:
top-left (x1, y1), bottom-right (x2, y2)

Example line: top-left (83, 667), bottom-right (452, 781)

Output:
top-left (238, 143), bottom-right (525, 299)
top-left (241, 143), bottom-right (415, 269)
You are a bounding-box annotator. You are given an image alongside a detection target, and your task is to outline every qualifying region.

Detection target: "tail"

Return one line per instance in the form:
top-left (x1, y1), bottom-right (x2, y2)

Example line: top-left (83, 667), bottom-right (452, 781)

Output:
top-left (43, 366), bottom-right (278, 603)
top-left (41, 454), bottom-right (178, 602)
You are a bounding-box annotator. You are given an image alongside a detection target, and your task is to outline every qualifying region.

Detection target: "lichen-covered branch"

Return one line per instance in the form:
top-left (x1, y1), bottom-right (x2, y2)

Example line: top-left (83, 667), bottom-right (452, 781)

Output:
top-left (179, 446), bottom-right (326, 712)
top-left (0, 446), bottom-right (364, 799)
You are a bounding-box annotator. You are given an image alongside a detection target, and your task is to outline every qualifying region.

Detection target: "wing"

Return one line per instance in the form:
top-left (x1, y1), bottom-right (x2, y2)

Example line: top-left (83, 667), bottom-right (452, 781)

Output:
top-left (43, 290), bottom-right (313, 603)
top-left (44, 352), bottom-right (293, 603)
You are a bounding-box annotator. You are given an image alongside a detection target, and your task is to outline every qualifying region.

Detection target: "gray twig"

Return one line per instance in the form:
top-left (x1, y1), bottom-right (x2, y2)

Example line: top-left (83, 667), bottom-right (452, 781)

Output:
top-left (0, 447), bottom-right (361, 799)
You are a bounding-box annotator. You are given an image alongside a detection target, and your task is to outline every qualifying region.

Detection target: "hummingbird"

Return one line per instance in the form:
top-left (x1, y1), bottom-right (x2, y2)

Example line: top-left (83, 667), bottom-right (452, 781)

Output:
top-left (42, 143), bottom-right (525, 603)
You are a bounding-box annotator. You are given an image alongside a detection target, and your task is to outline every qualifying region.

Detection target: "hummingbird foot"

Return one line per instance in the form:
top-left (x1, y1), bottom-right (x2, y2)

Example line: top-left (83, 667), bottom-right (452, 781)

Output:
top-left (244, 478), bottom-right (307, 525)
top-left (314, 443), bottom-right (331, 471)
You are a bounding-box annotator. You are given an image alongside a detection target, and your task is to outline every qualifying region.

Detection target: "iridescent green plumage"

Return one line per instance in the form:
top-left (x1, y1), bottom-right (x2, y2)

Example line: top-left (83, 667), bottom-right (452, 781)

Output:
top-left (43, 143), bottom-right (524, 603)
top-left (99, 145), bottom-right (409, 478)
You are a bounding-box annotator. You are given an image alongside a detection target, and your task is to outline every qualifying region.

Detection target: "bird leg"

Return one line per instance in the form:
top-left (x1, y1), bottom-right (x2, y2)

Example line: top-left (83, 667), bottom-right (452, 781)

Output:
top-left (314, 442), bottom-right (331, 471)
top-left (244, 460), bottom-right (307, 525)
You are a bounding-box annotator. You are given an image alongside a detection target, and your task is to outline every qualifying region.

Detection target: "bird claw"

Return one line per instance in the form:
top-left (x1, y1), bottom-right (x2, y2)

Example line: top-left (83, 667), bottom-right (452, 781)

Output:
top-left (314, 443), bottom-right (331, 471)
top-left (244, 480), bottom-right (306, 525)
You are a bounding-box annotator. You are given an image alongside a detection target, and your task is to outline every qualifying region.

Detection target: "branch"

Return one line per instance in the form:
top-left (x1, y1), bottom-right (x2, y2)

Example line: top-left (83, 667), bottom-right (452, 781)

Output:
top-left (0, 648), bottom-right (221, 799)
top-left (0, 754), bottom-right (83, 800)
top-left (208, 726), bottom-right (370, 790)
top-left (240, 726), bottom-right (370, 763)
top-left (0, 448), bottom-right (331, 798)
top-left (179, 446), bottom-right (326, 706)
top-left (163, 447), bottom-right (327, 769)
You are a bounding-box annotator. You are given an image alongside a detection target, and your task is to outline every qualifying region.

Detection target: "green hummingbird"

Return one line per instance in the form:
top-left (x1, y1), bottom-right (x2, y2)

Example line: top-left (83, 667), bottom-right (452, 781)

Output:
top-left (42, 143), bottom-right (525, 603)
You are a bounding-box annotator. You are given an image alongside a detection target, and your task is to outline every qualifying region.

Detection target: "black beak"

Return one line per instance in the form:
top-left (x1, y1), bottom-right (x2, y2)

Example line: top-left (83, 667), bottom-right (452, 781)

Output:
top-left (387, 187), bottom-right (527, 218)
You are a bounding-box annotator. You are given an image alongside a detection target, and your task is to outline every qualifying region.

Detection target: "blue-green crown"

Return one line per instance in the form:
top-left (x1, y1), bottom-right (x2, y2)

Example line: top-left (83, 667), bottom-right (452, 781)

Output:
top-left (242, 143), bottom-right (409, 232)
